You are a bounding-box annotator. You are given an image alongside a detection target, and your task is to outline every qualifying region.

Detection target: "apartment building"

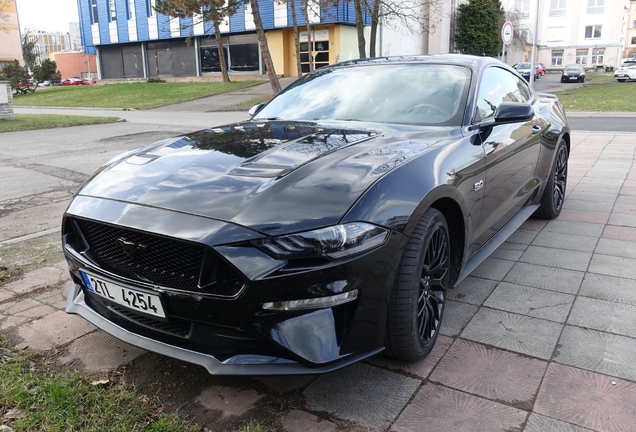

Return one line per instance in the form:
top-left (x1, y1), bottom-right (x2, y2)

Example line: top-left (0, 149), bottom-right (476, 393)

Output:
top-left (625, 0), bottom-right (636, 59)
top-left (504, 0), bottom-right (628, 69)
top-left (0, 0), bottom-right (24, 69)
top-left (25, 29), bottom-right (72, 59)
top-left (77, 0), bottom-right (374, 79)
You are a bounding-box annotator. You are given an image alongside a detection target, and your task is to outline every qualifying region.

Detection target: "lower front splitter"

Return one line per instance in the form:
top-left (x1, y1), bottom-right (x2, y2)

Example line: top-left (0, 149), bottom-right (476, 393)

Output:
top-left (65, 283), bottom-right (383, 375)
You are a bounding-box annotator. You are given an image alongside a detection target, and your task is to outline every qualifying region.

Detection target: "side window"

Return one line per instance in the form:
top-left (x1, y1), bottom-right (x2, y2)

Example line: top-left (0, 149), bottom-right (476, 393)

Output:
top-left (475, 67), bottom-right (528, 122)
top-left (516, 78), bottom-right (531, 101)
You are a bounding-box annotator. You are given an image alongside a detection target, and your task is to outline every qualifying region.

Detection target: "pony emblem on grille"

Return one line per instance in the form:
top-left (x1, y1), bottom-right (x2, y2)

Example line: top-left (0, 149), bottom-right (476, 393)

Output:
top-left (117, 237), bottom-right (147, 258)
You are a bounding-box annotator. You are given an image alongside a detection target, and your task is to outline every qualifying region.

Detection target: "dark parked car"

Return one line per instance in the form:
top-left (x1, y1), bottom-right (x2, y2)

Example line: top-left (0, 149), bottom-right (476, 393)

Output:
top-left (561, 64), bottom-right (586, 83)
top-left (63, 55), bottom-right (570, 375)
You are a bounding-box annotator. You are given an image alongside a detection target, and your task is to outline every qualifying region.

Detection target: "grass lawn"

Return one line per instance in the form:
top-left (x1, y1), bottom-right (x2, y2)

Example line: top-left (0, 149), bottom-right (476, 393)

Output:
top-left (0, 333), bottom-right (196, 431)
top-left (0, 114), bottom-right (120, 133)
top-left (580, 72), bottom-right (616, 84)
top-left (556, 80), bottom-right (636, 111)
top-left (12, 81), bottom-right (264, 110)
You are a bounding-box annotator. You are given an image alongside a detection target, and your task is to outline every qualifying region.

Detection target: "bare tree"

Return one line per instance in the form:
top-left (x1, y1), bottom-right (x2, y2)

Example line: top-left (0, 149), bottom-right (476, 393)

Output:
top-left (353, 0), bottom-right (366, 58)
top-left (302, 0), bottom-right (315, 72)
top-left (365, 0), bottom-right (447, 57)
top-left (249, 0), bottom-right (282, 93)
top-left (501, 9), bottom-right (530, 55)
top-left (155, 0), bottom-right (240, 82)
top-left (288, 0), bottom-right (302, 77)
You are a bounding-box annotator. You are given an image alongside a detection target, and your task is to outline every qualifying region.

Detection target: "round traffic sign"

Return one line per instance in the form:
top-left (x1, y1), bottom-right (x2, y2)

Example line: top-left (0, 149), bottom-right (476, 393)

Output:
top-left (502, 21), bottom-right (514, 45)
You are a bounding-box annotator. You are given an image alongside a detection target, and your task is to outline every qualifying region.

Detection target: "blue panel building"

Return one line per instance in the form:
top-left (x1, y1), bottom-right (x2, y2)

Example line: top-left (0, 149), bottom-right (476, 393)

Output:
top-left (76, 0), bottom-right (373, 79)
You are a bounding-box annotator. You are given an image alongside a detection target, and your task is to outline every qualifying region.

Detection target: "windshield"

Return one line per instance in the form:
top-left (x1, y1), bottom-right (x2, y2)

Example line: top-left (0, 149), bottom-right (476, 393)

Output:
top-left (517, 63), bottom-right (531, 69)
top-left (564, 65), bottom-right (582, 71)
top-left (253, 64), bottom-right (471, 126)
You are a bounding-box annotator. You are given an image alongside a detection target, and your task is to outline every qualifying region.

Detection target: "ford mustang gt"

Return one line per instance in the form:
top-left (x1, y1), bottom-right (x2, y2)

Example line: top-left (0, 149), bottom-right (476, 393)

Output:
top-left (63, 55), bottom-right (570, 375)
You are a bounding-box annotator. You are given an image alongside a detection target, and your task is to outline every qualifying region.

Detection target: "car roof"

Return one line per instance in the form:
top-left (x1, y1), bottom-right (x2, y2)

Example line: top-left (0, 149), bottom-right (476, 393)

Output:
top-left (329, 54), bottom-right (499, 72)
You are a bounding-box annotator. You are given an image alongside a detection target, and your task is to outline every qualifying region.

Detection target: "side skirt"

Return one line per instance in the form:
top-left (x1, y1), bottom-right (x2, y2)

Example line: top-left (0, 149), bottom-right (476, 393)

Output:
top-left (455, 204), bottom-right (540, 286)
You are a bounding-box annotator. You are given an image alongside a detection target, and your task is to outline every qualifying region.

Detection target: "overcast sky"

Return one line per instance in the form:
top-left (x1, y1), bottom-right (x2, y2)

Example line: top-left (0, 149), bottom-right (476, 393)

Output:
top-left (16, 0), bottom-right (80, 33)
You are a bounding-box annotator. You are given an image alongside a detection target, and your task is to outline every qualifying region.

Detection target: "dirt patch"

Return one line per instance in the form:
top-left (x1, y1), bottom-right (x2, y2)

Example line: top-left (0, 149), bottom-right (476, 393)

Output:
top-left (0, 233), bottom-right (64, 287)
top-left (121, 352), bottom-right (311, 431)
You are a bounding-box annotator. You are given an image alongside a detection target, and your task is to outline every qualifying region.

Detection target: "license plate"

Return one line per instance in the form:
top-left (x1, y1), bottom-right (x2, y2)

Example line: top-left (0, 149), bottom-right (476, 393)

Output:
top-left (80, 271), bottom-right (166, 318)
top-left (616, 74), bottom-right (625, 77)
top-left (569, 77), bottom-right (577, 80)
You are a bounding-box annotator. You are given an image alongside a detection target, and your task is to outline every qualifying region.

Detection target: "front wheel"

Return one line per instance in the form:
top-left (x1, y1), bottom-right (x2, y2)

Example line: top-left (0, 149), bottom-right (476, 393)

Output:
top-left (534, 140), bottom-right (568, 219)
top-left (386, 208), bottom-right (450, 361)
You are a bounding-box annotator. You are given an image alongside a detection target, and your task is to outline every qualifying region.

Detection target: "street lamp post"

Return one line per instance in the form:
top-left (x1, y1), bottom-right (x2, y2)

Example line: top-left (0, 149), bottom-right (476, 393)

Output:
top-left (529, 0), bottom-right (540, 90)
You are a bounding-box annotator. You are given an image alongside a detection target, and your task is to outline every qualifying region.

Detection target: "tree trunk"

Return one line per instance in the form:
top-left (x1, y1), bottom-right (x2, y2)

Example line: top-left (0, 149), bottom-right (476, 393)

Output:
top-left (214, 20), bottom-right (230, 82)
top-left (369, 0), bottom-right (380, 57)
top-left (303, 1), bottom-right (314, 72)
top-left (250, 0), bottom-right (282, 94)
top-left (290, 0), bottom-right (302, 77)
top-left (353, 0), bottom-right (366, 59)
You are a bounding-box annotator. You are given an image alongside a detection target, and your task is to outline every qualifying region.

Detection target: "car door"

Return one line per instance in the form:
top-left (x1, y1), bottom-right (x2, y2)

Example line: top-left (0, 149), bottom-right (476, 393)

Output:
top-left (473, 67), bottom-right (543, 247)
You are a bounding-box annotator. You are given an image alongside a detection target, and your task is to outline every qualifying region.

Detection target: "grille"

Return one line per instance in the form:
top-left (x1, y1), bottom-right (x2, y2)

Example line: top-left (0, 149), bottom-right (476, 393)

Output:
top-left (75, 219), bottom-right (204, 291)
top-left (212, 259), bottom-right (246, 296)
top-left (110, 304), bottom-right (191, 337)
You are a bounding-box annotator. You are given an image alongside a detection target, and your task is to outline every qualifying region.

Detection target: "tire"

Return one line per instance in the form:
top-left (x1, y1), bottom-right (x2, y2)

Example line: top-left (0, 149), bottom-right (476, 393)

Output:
top-left (386, 208), bottom-right (450, 361)
top-left (534, 140), bottom-right (568, 219)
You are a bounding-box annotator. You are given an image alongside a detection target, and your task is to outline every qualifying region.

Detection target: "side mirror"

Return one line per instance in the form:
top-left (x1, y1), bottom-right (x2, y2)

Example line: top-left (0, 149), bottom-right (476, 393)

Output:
top-left (469, 102), bottom-right (534, 132)
top-left (248, 103), bottom-right (265, 117)
top-left (494, 102), bottom-right (534, 124)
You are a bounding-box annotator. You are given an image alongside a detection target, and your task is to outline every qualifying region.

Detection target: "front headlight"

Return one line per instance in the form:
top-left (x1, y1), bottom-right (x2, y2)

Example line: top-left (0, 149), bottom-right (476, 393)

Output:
top-left (562, 73), bottom-right (568, 76)
top-left (257, 222), bottom-right (389, 259)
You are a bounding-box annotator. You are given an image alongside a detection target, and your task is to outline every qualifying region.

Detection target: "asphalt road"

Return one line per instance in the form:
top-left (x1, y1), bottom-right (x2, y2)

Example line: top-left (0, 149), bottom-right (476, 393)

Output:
top-left (0, 111), bottom-right (247, 244)
top-left (532, 72), bottom-right (636, 132)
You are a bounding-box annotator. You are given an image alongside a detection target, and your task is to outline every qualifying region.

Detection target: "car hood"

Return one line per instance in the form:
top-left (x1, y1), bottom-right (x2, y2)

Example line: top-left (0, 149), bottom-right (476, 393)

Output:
top-left (77, 121), bottom-right (453, 236)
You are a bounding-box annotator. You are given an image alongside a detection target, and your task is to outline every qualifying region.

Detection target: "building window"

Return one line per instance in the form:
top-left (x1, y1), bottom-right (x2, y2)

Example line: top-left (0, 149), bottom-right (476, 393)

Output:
top-left (633, 20), bottom-right (636, 28)
top-left (514, 0), bottom-right (530, 18)
top-left (550, 0), bottom-right (566, 16)
top-left (575, 49), bottom-right (588, 64)
top-left (551, 50), bottom-right (563, 66)
top-left (632, 36), bottom-right (636, 45)
top-left (592, 48), bottom-right (604, 64)
top-left (584, 25), bottom-right (602, 38)
top-left (90, 0), bottom-right (99, 23)
top-left (547, 27), bottom-right (565, 42)
top-left (129, 0), bottom-right (135, 20)
top-left (587, 0), bottom-right (603, 14)
top-left (109, 0), bottom-right (117, 21)
top-left (148, 0), bottom-right (156, 16)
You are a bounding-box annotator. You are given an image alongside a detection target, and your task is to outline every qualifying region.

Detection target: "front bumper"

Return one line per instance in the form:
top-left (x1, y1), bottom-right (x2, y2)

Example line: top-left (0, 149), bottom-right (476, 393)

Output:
top-left (66, 283), bottom-right (382, 374)
top-left (62, 197), bottom-right (406, 374)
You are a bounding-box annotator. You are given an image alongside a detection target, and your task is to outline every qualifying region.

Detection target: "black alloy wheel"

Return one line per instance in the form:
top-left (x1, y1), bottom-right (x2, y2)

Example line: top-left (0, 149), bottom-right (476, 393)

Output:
top-left (386, 208), bottom-right (450, 361)
top-left (535, 139), bottom-right (568, 219)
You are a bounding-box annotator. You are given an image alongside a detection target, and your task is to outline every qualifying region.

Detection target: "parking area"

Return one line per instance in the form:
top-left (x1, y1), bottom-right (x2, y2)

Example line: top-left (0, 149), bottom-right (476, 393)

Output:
top-left (2, 128), bottom-right (636, 431)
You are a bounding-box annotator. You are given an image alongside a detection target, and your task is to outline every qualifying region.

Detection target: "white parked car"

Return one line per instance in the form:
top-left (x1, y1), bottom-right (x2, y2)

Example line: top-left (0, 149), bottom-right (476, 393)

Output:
top-left (614, 64), bottom-right (636, 82)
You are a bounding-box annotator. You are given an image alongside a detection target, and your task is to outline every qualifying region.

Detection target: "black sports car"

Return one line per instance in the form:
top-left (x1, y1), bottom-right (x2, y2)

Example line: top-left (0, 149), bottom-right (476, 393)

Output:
top-left (63, 55), bottom-right (570, 375)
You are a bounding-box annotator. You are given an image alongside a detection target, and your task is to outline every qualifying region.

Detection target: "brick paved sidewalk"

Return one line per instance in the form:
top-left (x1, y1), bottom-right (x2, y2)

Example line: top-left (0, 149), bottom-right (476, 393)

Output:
top-left (2, 130), bottom-right (636, 431)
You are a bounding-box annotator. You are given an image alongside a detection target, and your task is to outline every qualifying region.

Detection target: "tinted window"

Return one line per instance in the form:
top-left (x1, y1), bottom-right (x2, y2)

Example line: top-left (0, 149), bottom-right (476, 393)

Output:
top-left (254, 64), bottom-right (472, 126)
top-left (475, 67), bottom-right (530, 122)
top-left (564, 65), bottom-right (583, 71)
